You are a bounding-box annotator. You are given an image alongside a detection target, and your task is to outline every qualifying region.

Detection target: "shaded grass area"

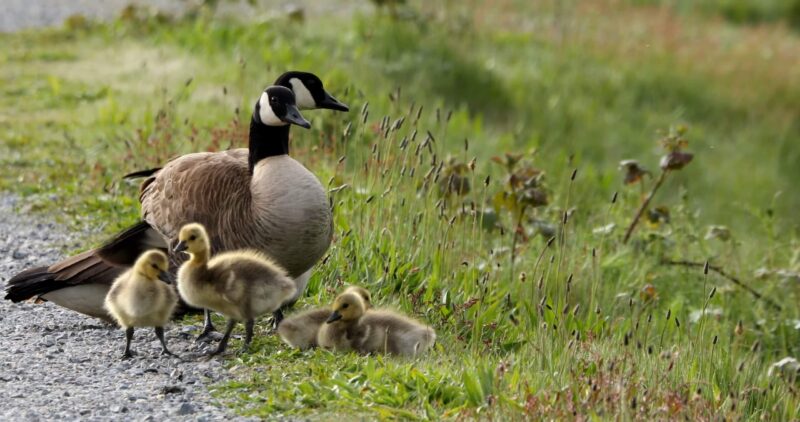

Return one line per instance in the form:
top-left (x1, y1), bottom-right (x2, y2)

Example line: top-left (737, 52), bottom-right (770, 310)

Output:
top-left (2, 1), bottom-right (800, 418)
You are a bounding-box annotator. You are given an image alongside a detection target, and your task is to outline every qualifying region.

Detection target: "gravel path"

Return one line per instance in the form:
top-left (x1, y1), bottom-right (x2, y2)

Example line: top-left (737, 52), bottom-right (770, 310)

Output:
top-left (0, 0), bottom-right (185, 32)
top-left (0, 195), bottom-right (251, 421)
top-left (0, 0), bottom-right (371, 33)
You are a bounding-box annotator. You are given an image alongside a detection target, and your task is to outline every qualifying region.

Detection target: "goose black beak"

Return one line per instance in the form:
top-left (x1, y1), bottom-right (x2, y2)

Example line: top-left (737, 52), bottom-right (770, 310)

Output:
top-left (326, 311), bottom-right (342, 324)
top-left (158, 271), bottom-right (171, 284)
top-left (317, 92), bottom-right (349, 112)
top-left (283, 104), bottom-right (312, 129)
top-left (174, 241), bottom-right (188, 253)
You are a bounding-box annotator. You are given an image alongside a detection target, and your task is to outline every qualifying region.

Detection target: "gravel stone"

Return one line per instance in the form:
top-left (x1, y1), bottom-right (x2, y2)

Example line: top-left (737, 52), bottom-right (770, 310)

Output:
top-left (175, 402), bottom-right (196, 416)
top-left (0, 195), bottom-right (254, 421)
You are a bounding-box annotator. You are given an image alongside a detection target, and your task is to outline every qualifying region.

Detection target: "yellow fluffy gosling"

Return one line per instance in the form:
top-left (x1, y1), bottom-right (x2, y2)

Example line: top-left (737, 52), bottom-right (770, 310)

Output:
top-left (104, 250), bottom-right (178, 359)
top-left (277, 286), bottom-right (372, 350)
top-left (318, 291), bottom-right (436, 356)
top-left (175, 223), bottom-right (296, 355)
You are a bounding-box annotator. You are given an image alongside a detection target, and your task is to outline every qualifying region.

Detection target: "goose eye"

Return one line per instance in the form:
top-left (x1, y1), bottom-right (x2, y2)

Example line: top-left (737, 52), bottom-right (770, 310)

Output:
top-left (270, 96), bottom-right (277, 102)
top-left (342, 303), bottom-right (349, 309)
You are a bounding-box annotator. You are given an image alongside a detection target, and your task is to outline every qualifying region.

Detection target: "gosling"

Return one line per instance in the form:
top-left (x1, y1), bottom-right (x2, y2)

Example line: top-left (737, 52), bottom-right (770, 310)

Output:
top-left (277, 286), bottom-right (372, 350)
top-left (104, 250), bottom-right (178, 359)
top-left (318, 291), bottom-right (436, 356)
top-left (175, 223), bottom-right (296, 355)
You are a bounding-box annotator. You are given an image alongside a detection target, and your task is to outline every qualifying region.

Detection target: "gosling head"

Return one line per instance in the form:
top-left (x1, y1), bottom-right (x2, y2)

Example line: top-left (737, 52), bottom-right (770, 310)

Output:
top-left (134, 250), bottom-right (170, 282)
top-left (274, 71), bottom-right (350, 112)
top-left (326, 291), bottom-right (367, 324)
top-left (174, 223), bottom-right (210, 256)
top-left (344, 286), bottom-right (372, 309)
top-left (254, 85), bottom-right (311, 129)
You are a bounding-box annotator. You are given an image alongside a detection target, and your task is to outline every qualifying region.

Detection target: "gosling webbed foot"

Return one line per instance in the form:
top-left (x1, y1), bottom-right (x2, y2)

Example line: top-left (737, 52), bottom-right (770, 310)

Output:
top-left (195, 309), bottom-right (224, 343)
top-left (195, 329), bottom-right (224, 343)
top-left (204, 318), bottom-right (237, 357)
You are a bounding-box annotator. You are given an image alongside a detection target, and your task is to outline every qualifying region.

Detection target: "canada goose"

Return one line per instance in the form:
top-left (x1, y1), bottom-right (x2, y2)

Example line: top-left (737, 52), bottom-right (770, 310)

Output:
top-left (277, 286), bottom-right (371, 350)
top-left (104, 250), bottom-right (178, 359)
top-left (318, 291), bottom-right (436, 356)
top-left (5, 72), bottom-right (347, 333)
top-left (176, 223), bottom-right (296, 355)
top-left (122, 71), bottom-right (348, 180)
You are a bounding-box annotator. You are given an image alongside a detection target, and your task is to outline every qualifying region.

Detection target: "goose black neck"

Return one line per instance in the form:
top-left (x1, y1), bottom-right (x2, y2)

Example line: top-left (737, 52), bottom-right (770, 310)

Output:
top-left (248, 118), bottom-right (290, 173)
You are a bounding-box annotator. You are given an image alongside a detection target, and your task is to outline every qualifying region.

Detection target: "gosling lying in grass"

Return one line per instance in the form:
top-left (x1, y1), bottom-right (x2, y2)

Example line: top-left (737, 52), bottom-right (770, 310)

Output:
top-left (104, 250), bottom-right (178, 359)
top-left (175, 223), bottom-right (296, 355)
top-left (318, 290), bottom-right (436, 356)
top-left (277, 286), bottom-right (372, 350)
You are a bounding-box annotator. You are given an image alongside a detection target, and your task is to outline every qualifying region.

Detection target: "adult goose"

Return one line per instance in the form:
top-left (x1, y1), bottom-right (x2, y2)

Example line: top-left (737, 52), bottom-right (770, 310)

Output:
top-left (5, 77), bottom-right (343, 334)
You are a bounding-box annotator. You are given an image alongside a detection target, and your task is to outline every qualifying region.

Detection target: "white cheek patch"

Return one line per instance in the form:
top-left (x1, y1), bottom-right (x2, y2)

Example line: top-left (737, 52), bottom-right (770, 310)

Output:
top-left (258, 92), bottom-right (288, 126)
top-left (289, 78), bottom-right (316, 110)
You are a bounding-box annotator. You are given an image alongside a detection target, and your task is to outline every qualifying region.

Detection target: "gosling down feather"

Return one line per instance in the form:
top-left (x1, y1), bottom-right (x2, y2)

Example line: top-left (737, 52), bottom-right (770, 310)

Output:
top-left (318, 291), bottom-right (436, 356)
top-left (176, 223), bottom-right (296, 355)
top-left (277, 286), bottom-right (372, 350)
top-left (104, 250), bottom-right (178, 359)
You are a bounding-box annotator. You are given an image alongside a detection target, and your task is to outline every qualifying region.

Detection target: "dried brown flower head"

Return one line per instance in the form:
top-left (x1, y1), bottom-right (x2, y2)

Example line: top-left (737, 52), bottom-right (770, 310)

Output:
top-left (660, 151), bottom-right (694, 170)
top-left (619, 160), bottom-right (650, 185)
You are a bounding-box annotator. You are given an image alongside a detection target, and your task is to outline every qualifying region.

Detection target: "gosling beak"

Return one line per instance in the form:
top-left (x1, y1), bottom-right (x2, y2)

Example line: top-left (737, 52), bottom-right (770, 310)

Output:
top-left (158, 271), bottom-right (171, 284)
top-left (283, 104), bottom-right (312, 129)
top-left (326, 311), bottom-right (342, 324)
top-left (173, 241), bottom-right (188, 253)
top-left (317, 91), bottom-right (349, 112)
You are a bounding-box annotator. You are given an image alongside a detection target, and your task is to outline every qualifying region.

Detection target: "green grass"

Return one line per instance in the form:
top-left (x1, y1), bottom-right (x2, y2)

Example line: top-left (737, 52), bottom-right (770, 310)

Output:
top-left (2, 0), bottom-right (800, 419)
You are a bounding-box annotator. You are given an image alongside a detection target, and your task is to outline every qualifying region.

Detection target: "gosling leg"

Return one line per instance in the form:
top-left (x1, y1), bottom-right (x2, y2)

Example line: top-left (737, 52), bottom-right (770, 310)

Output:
top-left (195, 309), bottom-right (223, 343)
top-left (241, 319), bottom-right (255, 353)
top-left (122, 327), bottom-right (135, 359)
top-left (208, 319), bottom-right (237, 356)
top-left (272, 297), bottom-right (299, 330)
top-left (154, 326), bottom-right (177, 357)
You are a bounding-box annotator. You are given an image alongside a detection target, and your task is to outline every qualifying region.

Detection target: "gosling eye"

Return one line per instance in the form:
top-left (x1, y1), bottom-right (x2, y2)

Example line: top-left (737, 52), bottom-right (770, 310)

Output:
top-left (189, 235), bottom-right (197, 241)
top-left (151, 263), bottom-right (158, 269)
top-left (342, 303), bottom-right (349, 309)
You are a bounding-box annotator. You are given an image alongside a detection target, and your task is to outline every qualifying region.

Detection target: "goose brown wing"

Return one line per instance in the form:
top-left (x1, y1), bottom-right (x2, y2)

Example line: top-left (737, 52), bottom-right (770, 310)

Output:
top-left (139, 149), bottom-right (251, 248)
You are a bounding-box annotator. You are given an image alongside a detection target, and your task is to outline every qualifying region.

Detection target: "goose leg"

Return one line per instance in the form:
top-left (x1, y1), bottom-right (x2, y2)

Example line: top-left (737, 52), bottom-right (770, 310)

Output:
top-left (241, 319), bottom-right (255, 353)
top-left (208, 319), bottom-right (237, 356)
top-left (154, 327), bottom-right (177, 357)
top-left (122, 327), bottom-right (135, 359)
top-left (196, 309), bottom-right (223, 343)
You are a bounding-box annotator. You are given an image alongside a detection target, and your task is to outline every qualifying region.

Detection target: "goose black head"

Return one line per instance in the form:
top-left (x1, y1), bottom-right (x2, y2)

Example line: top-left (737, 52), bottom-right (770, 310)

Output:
top-left (274, 71), bottom-right (350, 112)
top-left (254, 85), bottom-right (312, 129)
